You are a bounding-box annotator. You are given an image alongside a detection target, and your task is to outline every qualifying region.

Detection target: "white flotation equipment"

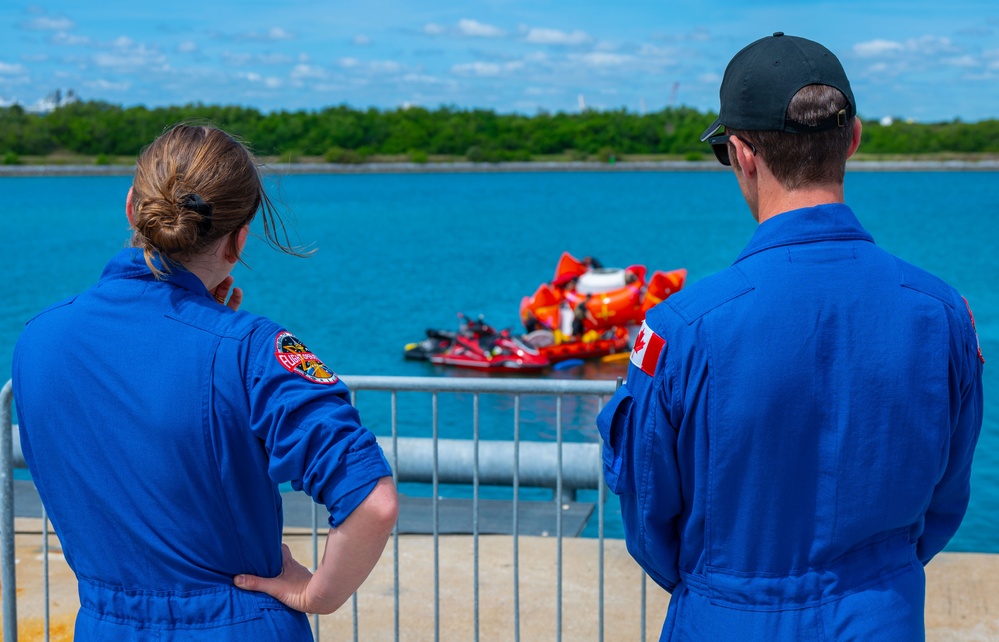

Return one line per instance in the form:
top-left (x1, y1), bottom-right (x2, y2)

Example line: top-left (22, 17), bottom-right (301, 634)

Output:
top-left (576, 268), bottom-right (628, 294)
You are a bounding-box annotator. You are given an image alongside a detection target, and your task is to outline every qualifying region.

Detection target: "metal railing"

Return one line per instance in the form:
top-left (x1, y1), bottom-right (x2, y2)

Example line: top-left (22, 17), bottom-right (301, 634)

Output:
top-left (2, 375), bottom-right (653, 641)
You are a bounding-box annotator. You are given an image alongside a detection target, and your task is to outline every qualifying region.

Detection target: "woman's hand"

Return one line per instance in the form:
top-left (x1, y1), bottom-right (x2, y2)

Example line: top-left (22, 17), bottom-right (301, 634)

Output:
top-left (212, 276), bottom-right (243, 311)
top-left (234, 478), bottom-right (398, 614)
top-left (234, 544), bottom-right (316, 613)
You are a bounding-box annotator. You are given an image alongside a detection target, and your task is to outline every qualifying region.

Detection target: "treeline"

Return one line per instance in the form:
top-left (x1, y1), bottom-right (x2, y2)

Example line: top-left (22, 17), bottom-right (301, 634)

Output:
top-left (1, 100), bottom-right (998, 164)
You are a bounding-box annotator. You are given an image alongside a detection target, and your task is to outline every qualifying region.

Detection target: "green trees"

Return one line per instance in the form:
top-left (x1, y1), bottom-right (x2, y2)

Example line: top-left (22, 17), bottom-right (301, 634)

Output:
top-left (1, 101), bottom-right (996, 162)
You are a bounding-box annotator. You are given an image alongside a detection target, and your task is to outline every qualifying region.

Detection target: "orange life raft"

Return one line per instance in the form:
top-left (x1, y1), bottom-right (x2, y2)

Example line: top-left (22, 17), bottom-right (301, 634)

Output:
top-left (520, 252), bottom-right (687, 333)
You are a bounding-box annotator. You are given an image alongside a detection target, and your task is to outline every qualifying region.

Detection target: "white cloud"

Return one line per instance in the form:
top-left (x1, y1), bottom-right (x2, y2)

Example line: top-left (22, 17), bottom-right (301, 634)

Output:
top-left (572, 52), bottom-right (632, 67)
top-left (944, 55), bottom-right (979, 67)
top-left (223, 52), bottom-right (253, 66)
top-left (291, 64), bottom-right (326, 79)
top-left (451, 61), bottom-right (523, 76)
top-left (84, 79), bottom-right (129, 91)
top-left (854, 39), bottom-right (905, 57)
top-left (370, 60), bottom-right (402, 73)
top-left (239, 72), bottom-right (284, 89)
top-left (258, 53), bottom-right (293, 65)
top-left (353, 34), bottom-right (371, 46)
top-left (402, 73), bottom-right (450, 85)
top-left (23, 16), bottom-right (74, 31)
top-left (452, 62), bottom-right (502, 76)
top-left (458, 19), bottom-right (505, 38)
top-left (524, 27), bottom-right (592, 46)
top-left (178, 41), bottom-right (198, 53)
top-left (51, 32), bottom-right (90, 46)
top-left (238, 27), bottom-right (295, 42)
top-left (339, 57), bottom-right (359, 68)
top-left (94, 40), bottom-right (167, 72)
top-left (854, 35), bottom-right (959, 59)
top-left (909, 35), bottom-right (959, 56)
top-left (524, 86), bottom-right (558, 96)
top-left (423, 23), bottom-right (446, 36)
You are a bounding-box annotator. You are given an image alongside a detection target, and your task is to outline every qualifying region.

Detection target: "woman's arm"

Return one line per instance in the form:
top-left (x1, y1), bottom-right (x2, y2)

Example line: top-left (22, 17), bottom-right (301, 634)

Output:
top-left (235, 476), bottom-right (399, 614)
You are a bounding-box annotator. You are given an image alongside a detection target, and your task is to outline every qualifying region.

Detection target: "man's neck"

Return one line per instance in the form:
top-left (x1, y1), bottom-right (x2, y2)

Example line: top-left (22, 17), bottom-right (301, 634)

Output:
top-left (757, 183), bottom-right (845, 224)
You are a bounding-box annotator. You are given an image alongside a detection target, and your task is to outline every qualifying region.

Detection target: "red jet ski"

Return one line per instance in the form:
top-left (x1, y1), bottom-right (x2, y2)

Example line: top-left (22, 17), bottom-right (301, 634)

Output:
top-left (406, 314), bottom-right (550, 372)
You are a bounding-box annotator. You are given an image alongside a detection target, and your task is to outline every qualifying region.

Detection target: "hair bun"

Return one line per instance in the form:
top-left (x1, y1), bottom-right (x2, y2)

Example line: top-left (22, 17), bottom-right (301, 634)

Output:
top-left (134, 192), bottom-right (202, 253)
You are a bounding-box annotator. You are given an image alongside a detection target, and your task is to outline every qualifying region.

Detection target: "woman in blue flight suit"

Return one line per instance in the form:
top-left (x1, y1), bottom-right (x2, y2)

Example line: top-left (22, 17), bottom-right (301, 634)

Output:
top-left (12, 125), bottom-right (399, 640)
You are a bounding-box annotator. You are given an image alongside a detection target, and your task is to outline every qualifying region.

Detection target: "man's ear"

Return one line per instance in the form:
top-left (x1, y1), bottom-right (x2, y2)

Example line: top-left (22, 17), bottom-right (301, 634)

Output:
top-left (731, 136), bottom-right (757, 178)
top-left (847, 118), bottom-right (863, 159)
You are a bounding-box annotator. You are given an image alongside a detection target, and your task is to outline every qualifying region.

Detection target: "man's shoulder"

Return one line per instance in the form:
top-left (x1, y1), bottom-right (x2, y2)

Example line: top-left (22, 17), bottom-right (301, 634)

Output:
top-left (891, 255), bottom-right (961, 309)
top-left (656, 266), bottom-right (754, 326)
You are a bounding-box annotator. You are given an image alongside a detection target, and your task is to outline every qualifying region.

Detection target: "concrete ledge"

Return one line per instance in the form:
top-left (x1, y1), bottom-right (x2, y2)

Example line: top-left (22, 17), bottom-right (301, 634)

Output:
top-left (2, 519), bottom-right (996, 640)
top-left (1, 159), bottom-right (997, 177)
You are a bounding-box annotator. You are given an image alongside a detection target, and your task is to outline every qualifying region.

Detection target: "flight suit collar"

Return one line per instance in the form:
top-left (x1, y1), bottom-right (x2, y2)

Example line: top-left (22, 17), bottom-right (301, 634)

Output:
top-left (734, 203), bottom-right (875, 265)
top-left (100, 248), bottom-right (212, 299)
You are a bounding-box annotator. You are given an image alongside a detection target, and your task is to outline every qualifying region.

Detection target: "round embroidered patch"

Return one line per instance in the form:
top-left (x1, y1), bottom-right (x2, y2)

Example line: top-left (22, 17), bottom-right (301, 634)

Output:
top-left (274, 331), bottom-right (339, 384)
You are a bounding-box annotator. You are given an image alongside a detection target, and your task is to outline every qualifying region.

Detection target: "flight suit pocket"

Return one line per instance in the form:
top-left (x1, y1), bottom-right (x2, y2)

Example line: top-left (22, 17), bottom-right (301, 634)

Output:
top-left (597, 387), bottom-right (636, 495)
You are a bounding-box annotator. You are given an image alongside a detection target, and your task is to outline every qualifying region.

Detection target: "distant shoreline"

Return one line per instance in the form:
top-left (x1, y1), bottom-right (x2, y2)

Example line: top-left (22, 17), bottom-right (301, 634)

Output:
top-left (2, 159), bottom-right (998, 177)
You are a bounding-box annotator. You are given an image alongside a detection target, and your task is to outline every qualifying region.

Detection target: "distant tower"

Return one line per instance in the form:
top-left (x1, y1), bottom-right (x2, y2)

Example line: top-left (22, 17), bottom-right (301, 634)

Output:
top-left (640, 97), bottom-right (647, 114)
top-left (578, 94), bottom-right (586, 111)
top-left (668, 81), bottom-right (679, 107)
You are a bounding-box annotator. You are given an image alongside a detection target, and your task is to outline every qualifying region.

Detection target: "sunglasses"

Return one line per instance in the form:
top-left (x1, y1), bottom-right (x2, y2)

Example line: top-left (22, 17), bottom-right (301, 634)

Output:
top-left (707, 134), bottom-right (758, 166)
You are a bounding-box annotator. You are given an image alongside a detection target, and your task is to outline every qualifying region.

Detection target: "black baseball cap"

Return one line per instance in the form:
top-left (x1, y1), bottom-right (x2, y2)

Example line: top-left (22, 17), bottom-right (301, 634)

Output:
top-left (700, 32), bottom-right (856, 141)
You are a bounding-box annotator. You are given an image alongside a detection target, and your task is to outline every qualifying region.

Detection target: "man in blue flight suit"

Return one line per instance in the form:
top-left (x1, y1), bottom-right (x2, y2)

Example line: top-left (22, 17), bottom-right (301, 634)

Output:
top-left (598, 33), bottom-right (984, 640)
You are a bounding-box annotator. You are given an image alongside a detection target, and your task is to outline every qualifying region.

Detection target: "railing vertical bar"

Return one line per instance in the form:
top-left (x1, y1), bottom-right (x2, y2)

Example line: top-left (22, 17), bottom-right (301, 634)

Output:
top-left (641, 574), bottom-right (647, 641)
top-left (351, 580), bottom-right (359, 641)
top-left (42, 508), bottom-right (49, 642)
top-left (349, 389), bottom-right (358, 642)
top-left (432, 391), bottom-right (440, 642)
top-left (597, 394), bottom-right (607, 642)
top-left (311, 497), bottom-right (320, 640)
top-left (391, 391), bottom-right (400, 642)
top-left (1, 380), bottom-right (18, 642)
top-left (556, 395), bottom-right (563, 642)
top-left (513, 394), bottom-right (521, 642)
top-left (472, 393), bottom-right (481, 642)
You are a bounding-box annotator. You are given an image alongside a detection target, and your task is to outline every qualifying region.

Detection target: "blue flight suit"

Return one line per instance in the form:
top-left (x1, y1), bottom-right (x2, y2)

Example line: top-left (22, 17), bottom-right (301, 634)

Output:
top-left (13, 248), bottom-right (392, 641)
top-left (598, 204), bottom-right (984, 641)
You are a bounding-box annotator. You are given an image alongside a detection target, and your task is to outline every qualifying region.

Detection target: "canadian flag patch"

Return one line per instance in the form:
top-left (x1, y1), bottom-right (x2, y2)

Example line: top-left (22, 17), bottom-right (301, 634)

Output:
top-left (630, 321), bottom-right (666, 376)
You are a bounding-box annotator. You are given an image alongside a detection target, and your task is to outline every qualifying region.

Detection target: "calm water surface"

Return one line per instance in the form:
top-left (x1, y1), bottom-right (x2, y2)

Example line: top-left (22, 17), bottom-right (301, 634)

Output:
top-left (1, 170), bottom-right (996, 550)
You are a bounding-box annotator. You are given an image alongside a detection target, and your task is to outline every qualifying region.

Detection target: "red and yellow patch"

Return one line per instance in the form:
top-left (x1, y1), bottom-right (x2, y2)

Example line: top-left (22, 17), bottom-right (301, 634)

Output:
top-left (963, 297), bottom-right (985, 365)
top-left (274, 331), bottom-right (339, 384)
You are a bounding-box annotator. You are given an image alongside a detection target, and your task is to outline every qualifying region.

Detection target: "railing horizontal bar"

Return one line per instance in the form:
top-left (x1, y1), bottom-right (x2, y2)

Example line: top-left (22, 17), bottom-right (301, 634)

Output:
top-left (342, 375), bottom-right (618, 396)
top-left (379, 437), bottom-right (601, 489)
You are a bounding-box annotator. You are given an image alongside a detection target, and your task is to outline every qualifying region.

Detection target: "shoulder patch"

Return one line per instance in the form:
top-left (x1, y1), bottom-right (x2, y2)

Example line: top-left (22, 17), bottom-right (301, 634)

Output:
top-left (274, 331), bottom-right (339, 384)
top-left (963, 297), bottom-right (985, 365)
top-left (630, 321), bottom-right (666, 376)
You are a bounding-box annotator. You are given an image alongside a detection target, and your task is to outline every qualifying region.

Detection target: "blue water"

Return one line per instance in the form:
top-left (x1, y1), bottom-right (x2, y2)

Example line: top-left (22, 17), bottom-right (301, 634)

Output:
top-left (1, 170), bottom-right (996, 551)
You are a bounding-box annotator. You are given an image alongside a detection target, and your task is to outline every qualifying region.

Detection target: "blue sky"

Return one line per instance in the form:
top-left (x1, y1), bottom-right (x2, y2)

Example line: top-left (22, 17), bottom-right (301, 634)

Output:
top-left (2, 1), bottom-right (998, 122)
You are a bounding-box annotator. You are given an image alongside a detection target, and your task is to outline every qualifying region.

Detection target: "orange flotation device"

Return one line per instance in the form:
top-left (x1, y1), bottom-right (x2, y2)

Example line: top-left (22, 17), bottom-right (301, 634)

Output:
top-left (520, 252), bottom-right (687, 333)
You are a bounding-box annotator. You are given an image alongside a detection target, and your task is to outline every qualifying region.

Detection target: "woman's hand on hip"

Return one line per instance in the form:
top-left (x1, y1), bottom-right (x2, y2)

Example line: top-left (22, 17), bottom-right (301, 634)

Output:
top-left (234, 543), bottom-right (317, 613)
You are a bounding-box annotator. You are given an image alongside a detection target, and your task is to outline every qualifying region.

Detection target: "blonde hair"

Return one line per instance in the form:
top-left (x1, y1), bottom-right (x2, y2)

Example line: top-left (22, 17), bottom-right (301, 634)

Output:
top-left (129, 123), bottom-right (302, 278)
